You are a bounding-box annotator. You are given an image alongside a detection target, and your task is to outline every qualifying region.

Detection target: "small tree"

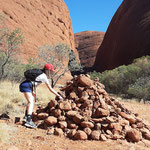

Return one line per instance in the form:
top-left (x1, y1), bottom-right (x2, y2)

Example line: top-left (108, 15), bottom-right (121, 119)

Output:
top-left (0, 14), bottom-right (24, 80)
top-left (68, 49), bottom-right (84, 76)
top-left (36, 43), bottom-right (70, 87)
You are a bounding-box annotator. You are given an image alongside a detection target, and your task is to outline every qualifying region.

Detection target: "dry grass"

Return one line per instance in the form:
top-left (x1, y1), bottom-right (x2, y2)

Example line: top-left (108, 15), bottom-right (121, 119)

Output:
top-left (0, 80), bottom-right (62, 115)
top-left (36, 84), bottom-right (60, 106)
top-left (111, 94), bottom-right (150, 123)
top-left (121, 100), bottom-right (150, 123)
top-left (0, 81), bottom-right (24, 115)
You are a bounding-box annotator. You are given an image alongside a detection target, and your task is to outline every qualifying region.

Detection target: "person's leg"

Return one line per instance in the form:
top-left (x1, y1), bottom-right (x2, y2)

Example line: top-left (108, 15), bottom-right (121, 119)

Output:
top-left (23, 92), bottom-right (37, 128)
top-left (23, 92), bottom-right (34, 116)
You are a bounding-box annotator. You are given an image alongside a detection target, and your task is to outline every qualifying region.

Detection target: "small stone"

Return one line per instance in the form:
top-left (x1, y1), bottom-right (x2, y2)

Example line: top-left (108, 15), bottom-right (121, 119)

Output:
top-left (74, 130), bottom-right (88, 140)
top-left (45, 116), bottom-right (57, 126)
top-left (126, 129), bottom-right (142, 142)
top-left (54, 128), bottom-right (64, 136)
top-left (90, 130), bottom-right (101, 140)
top-left (81, 121), bottom-right (94, 128)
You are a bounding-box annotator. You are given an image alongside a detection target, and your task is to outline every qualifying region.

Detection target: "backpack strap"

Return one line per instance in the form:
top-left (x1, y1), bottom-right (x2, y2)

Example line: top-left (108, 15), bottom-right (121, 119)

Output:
top-left (33, 82), bottom-right (37, 102)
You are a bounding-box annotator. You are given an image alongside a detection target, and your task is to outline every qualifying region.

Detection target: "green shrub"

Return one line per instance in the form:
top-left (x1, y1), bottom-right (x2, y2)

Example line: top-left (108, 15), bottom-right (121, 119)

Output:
top-left (0, 58), bottom-right (38, 82)
top-left (89, 64), bottom-right (141, 94)
top-left (127, 76), bottom-right (150, 102)
top-left (89, 55), bottom-right (150, 100)
top-left (89, 71), bottom-right (101, 80)
top-left (68, 49), bottom-right (84, 75)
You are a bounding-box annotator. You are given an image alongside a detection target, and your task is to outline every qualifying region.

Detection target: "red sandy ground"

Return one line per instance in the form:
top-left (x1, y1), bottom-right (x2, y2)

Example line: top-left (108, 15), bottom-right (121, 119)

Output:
top-left (1, 100), bottom-right (150, 150)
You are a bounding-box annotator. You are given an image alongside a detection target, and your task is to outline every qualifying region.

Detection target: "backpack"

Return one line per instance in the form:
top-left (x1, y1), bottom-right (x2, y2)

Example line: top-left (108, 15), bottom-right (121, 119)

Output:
top-left (24, 69), bottom-right (43, 81)
top-left (24, 69), bottom-right (43, 101)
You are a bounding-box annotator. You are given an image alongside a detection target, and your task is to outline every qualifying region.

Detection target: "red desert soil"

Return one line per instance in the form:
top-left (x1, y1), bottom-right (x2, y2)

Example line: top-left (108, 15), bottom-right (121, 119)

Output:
top-left (1, 100), bottom-right (150, 150)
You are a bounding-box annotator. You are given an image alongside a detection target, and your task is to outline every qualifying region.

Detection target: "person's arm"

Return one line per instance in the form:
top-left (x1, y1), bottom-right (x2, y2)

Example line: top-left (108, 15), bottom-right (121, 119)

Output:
top-left (45, 82), bottom-right (63, 100)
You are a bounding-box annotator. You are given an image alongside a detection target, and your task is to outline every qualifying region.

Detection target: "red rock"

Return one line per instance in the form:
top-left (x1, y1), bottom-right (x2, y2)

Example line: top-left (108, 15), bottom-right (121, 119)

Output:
top-left (143, 133), bottom-right (150, 140)
top-left (86, 89), bottom-right (95, 96)
top-left (69, 92), bottom-right (77, 99)
top-left (67, 120), bottom-right (78, 129)
top-left (50, 109), bottom-right (62, 117)
top-left (49, 100), bottom-right (58, 108)
top-left (93, 101), bottom-right (100, 109)
top-left (66, 111), bottom-right (78, 118)
top-left (73, 114), bottom-right (84, 124)
top-left (45, 116), bottom-right (57, 126)
top-left (83, 100), bottom-right (93, 108)
top-left (126, 129), bottom-right (142, 142)
top-left (47, 127), bottom-right (54, 135)
top-left (90, 130), bottom-right (101, 140)
top-left (84, 127), bottom-right (92, 136)
top-left (95, 123), bottom-right (101, 130)
top-left (94, 0), bottom-right (150, 72)
top-left (54, 128), bottom-right (64, 136)
top-left (74, 130), bottom-right (88, 140)
top-left (37, 113), bottom-right (49, 119)
top-left (95, 108), bottom-right (110, 117)
top-left (0, 0), bottom-right (77, 62)
top-left (126, 115), bottom-right (136, 124)
top-left (99, 98), bottom-right (108, 110)
top-left (78, 75), bottom-right (93, 87)
top-left (100, 134), bottom-right (107, 141)
top-left (67, 129), bottom-right (77, 138)
top-left (58, 116), bottom-right (66, 121)
top-left (81, 121), bottom-right (94, 128)
top-left (118, 119), bottom-right (129, 126)
top-left (109, 123), bottom-right (122, 133)
top-left (59, 101), bottom-right (72, 111)
top-left (75, 31), bottom-right (105, 68)
top-left (58, 121), bottom-right (67, 129)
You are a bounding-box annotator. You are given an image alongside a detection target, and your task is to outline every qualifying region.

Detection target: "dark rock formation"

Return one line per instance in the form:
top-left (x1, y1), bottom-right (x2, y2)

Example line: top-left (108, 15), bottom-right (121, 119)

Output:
top-left (75, 31), bottom-right (105, 68)
top-left (94, 0), bottom-right (150, 72)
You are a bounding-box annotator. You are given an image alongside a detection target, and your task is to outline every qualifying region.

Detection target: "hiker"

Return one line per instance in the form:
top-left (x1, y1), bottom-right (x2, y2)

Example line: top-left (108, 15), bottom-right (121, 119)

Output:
top-left (19, 63), bottom-right (63, 128)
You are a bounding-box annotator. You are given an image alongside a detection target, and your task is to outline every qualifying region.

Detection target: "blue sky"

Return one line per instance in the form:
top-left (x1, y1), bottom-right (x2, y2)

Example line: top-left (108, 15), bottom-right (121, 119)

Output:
top-left (64, 0), bottom-right (123, 33)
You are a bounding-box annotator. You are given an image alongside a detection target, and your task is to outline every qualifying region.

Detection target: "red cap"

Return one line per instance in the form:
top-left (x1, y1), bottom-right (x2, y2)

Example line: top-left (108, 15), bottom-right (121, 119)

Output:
top-left (44, 64), bottom-right (55, 72)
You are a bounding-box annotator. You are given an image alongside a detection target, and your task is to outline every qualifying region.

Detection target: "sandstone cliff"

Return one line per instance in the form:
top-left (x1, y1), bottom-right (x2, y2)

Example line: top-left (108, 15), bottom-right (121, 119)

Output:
top-left (75, 31), bottom-right (105, 68)
top-left (94, 0), bottom-right (150, 72)
top-left (0, 0), bottom-right (77, 62)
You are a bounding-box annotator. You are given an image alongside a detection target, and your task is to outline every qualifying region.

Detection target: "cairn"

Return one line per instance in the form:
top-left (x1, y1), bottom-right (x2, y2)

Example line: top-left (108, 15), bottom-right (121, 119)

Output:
top-left (33, 74), bottom-right (150, 142)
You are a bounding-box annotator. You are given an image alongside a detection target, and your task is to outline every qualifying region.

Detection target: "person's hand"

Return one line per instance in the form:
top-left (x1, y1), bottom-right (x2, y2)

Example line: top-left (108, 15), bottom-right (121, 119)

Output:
top-left (58, 95), bottom-right (63, 100)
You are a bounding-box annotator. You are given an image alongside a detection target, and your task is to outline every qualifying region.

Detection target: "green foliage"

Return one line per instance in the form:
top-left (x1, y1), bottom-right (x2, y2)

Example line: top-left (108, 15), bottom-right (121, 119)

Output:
top-left (89, 70), bottom-right (101, 80)
top-left (24, 58), bottom-right (39, 70)
top-left (89, 55), bottom-right (150, 101)
top-left (127, 76), bottom-right (150, 101)
top-left (37, 43), bottom-right (70, 67)
top-left (90, 64), bottom-right (141, 94)
top-left (68, 50), bottom-right (84, 75)
top-left (0, 14), bottom-right (24, 80)
top-left (35, 43), bottom-right (71, 87)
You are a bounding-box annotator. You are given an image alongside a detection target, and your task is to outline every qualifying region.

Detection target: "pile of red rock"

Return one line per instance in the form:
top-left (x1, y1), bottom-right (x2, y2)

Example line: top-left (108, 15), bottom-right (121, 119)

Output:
top-left (33, 74), bottom-right (150, 142)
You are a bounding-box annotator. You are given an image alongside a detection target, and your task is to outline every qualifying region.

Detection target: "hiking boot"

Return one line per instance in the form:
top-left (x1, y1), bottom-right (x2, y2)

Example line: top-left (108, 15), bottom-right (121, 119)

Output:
top-left (24, 120), bottom-right (37, 128)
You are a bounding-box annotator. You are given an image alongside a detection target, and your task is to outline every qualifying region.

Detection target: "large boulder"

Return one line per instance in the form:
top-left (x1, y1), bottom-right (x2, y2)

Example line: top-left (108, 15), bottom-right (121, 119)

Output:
top-left (75, 31), bottom-right (105, 68)
top-left (0, 0), bottom-right (77, 62)
top-left (94, 0), bottom-right (150, 72)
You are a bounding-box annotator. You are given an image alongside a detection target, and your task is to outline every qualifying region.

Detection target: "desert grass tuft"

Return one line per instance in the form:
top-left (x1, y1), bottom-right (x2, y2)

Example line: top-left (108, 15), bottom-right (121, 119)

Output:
top-left (0, 80), bottom-right (61, 115)
top-left (0, 81), bottom-right (26, 115)
top-left (36, 84), bottom-right (59, 106)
